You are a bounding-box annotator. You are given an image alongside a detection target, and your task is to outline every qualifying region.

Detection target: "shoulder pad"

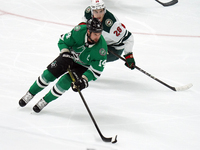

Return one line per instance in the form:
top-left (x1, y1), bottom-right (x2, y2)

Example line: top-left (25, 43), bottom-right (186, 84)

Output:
top-left (73, 25), bottom-right (81, 31)
top-left (102, 10), bottom-right (117, 32)
top-left (85, 6), bottom-right (91, 13)
top-left (84, 6), bottom-right (92, 20)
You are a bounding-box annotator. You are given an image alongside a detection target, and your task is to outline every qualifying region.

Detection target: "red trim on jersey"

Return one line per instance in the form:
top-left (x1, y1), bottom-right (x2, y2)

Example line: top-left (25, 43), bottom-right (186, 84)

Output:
top-left (78, 22), bottom-right (87, 25)
top-left (121, 23), bottom-right (126, 29)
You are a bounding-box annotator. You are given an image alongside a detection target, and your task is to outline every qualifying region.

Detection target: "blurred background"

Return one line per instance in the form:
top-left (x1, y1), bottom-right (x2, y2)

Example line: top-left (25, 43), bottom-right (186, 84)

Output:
top-left (0, 0), bottom-right (200, 149)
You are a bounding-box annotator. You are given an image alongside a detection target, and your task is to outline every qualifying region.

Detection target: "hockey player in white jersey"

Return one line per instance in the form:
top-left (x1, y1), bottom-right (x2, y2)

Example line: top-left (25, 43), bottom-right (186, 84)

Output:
top-left (79, 0), bottom-right (135, 70)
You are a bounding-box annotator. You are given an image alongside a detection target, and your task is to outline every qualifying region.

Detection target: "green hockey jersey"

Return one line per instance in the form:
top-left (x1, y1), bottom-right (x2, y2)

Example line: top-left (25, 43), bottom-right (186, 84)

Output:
top-left (58, 25), bottom-right (107, 81)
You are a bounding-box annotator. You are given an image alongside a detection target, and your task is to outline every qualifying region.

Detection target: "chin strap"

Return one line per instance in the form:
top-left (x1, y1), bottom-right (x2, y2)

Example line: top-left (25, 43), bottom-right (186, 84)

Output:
top-left (87, 32), bottom-right (95, 44)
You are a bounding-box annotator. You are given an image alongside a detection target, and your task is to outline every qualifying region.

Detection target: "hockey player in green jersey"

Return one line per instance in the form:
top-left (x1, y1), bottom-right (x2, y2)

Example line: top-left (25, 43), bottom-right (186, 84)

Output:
top-left (79, 0), bottom-right (135, 70)
top-left (19, 18), bottom-right (107, 113)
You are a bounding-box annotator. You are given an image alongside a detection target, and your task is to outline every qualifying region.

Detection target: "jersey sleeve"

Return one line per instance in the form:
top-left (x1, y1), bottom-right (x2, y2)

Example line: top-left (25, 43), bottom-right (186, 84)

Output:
top-left (78, 7), bottom-right (92, 27)
top-left (109, 21), bottom-right (132, 49)
top-left (83, 57), bottom-right (106, 81)
top-left (102, 11), bottom-right (134, 54)
top-left (123, 33), bottom-right (134, 55)
top-left (84, 6), bottom-right (92, 20)
top-left (57, 30), bottom-right (76, 51)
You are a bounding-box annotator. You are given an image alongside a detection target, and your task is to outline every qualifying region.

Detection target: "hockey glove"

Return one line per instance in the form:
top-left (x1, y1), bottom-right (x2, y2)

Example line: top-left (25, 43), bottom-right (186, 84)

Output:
top-left (71, 75), bottom-right (88, 92)
top-left (60, 49), bottom-right (74, 68)
top-left (124, 52), bottom-right (135, 70)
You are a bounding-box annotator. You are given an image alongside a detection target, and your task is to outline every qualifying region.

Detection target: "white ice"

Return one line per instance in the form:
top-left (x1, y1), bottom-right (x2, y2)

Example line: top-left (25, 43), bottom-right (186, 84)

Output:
top-left (0, 0), bottom-right (200, 150)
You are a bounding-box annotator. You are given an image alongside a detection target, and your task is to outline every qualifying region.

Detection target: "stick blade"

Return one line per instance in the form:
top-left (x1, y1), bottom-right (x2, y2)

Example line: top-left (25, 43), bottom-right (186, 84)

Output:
top-left (175, 83), bottom-right (193, 91)
top-left (155, 0), bottom-right (178, 7)
top-left (102, 135), bottom-right (117, 143)
top-left (111, 135), bottom-right (118, 143)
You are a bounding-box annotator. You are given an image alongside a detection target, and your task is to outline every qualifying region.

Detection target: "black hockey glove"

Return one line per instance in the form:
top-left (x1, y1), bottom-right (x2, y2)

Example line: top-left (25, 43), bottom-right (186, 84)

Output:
top-left (60, 50), bottom-right (74, 68)
top-left (124, 52), bottom-right (135, 70)
top-left (71, 76), bottom-right (88, 92)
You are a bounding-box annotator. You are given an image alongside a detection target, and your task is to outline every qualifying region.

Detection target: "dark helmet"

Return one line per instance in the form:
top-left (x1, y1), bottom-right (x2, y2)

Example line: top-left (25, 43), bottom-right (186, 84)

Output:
top-left (86, 18), bottom-right (103, 33)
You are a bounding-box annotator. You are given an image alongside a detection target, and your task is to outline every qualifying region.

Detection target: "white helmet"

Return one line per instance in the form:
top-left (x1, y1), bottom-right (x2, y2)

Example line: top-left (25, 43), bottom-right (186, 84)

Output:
top-left (91, 0), bottom-right (106, 10)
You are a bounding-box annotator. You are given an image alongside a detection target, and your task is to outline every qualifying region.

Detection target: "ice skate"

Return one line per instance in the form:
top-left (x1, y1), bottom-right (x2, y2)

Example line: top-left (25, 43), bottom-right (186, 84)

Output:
top-left (33, 98), bottom-right (48, 113)
top-left (19, 91), bottom-right (34, 107)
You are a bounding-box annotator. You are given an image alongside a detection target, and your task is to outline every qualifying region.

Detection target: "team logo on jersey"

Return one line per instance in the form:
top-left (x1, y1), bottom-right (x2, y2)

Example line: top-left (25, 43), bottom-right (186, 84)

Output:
top-left (105, 19), bottom-right (113, 27)
top-left (99, 48), bottom-right (106, 56)
top-left (77, 45), bottom-right (86, 51)
top-left (74, 26), bottom-right (81, 31)
top-left (50, 61), bottom-right (57, 68)
top-left (86, 6), bottom-right (91, 13)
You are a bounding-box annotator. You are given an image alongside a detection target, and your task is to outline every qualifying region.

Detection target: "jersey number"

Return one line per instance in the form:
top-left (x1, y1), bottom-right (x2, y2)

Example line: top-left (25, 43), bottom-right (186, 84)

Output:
top-left (113, 27), bottom-right (122, 36)
top-left (99, 60), bottom-right (106, 67)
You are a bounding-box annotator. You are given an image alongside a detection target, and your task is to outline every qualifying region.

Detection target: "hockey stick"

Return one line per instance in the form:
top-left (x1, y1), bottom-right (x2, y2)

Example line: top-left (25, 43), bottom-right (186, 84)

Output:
top-left (155, 0), bottom-right (178, 7)
top-left (108, 50), bottom-right (193, 91)
top-left (67, 68), bottom-right (117, 143)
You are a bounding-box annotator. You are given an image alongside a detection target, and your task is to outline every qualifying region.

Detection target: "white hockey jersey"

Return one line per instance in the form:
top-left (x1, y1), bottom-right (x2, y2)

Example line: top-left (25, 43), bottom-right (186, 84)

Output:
top-left (81, 6), bottom-right (134, 55)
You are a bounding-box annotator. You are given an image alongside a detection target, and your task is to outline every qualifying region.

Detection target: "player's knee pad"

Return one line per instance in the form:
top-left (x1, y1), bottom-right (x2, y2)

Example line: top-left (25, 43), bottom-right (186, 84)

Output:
top-left (42, 69), bottom-right (56, 82)
top-left (56, 74), bottom-right (72, 91)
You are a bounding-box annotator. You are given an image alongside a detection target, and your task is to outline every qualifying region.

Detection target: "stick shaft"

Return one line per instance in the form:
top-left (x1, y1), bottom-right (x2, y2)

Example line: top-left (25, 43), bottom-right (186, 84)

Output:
top-left (108, 50), bottom-right (176, 91)
top-left (67, 69), bottom-right (116, 142)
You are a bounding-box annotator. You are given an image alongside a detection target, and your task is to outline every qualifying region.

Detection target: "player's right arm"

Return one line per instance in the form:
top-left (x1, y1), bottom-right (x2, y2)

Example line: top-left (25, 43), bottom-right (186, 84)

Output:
top-left (78, 6), bottom-right (92, 25)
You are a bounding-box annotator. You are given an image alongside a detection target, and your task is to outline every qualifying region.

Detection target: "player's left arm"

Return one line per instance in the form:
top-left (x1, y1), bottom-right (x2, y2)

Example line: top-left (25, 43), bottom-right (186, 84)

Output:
top-left (111, 22), bottom-right (135, 69)
top-left (84, 57), bottom-right (107, 81)
top-left (71, 49), bottom-right (107, 92)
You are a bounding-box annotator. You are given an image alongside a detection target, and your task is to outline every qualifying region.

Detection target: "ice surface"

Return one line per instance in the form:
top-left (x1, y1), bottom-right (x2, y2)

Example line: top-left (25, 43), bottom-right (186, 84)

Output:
top-left (0, 0), bottom-right (200, 149)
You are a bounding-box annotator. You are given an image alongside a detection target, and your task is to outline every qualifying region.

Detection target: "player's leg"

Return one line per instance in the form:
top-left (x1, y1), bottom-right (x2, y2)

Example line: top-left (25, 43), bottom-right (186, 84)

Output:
top-left (32, 63), bottom-right (87, 113)
top-left (107, 46), bottom-right (123, 62)
top-left (19, 54), bottom-right (67, 107)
